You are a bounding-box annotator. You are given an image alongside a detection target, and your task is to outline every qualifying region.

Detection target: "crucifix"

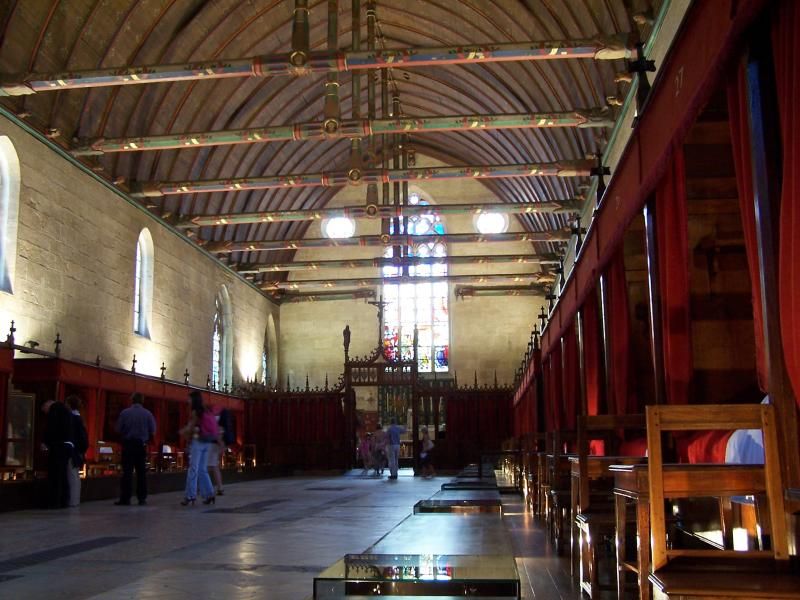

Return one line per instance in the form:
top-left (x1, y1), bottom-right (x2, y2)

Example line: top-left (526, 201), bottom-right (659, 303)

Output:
top-left (367, 294), bottom-right (389, 349)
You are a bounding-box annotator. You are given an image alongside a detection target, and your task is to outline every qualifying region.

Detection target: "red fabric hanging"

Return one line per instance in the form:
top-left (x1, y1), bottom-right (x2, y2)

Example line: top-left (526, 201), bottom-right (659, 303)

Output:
top-left (727, 65), bottom-right (768, 391)
top-left (542, 355), bottom-right (553, 432)
top-left (774, 0), bottom-right (800, 408)
top-left (655, 146), bottom-right (692, 405)
top-left (550, 344), bottom-right (563, 430)
top-left (562, 323), bottom-right (579, 430)
top-left (582, 292), bottom-right (605, 455)
top-left (606, 250), bottom-right (633, 414)
top-left (582, 290), bottom-right (602, 417)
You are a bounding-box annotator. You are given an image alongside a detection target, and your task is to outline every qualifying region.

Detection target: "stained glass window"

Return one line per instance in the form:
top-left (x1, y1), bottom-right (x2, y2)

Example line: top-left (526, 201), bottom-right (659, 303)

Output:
top-left (212, 296), bottom-right (222, 389)
top-left (382, 194), bottom-right (449, 372)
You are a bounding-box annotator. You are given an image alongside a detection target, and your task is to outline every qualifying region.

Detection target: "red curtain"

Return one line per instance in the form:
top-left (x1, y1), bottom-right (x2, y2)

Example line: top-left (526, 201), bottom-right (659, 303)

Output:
top-left (582, 289), bottom-right (602, 417)
top-left (550, 345), bottom-right (564, 431)
top-left (562, 323), bottom-right (579, 430)
top-left (774, 0), bottom-right (800, 407)
top-left (655, 146), bottom-right (692, 404)
top-left (543, 349), bottom-right (563, 433)
top-left (606, 250), bottom-right (633, 414)
top-left (727, 64), bottom-right (768, 391)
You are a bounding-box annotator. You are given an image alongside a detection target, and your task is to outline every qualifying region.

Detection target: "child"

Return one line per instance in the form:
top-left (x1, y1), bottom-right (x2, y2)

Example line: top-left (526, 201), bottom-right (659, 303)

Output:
top-left (359, 433), bottom-right (373, 476)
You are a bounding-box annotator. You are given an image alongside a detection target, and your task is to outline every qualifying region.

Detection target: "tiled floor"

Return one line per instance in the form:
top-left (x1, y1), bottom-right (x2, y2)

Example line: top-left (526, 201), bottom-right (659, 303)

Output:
top-left (0, 470), bottom-right (581, 599)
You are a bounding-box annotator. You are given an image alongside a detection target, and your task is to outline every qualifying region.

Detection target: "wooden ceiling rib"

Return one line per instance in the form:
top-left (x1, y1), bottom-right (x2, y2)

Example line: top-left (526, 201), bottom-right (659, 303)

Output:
top-left (0, 0), bottom-right (661, 281)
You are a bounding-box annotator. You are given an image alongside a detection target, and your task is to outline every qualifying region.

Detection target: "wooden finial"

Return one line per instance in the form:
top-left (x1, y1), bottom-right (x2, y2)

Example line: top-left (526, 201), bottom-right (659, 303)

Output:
top-left (54, 332), bottom-right (62, 356)
top-left (6, 320), bottom-right (16, 344)
top-left (160, 362), bottom-right (166, 380)
top-left (184, 369), bottom-right (190, 385)
top-left (130, 353), bottom-right (137, 373)
top-left (206, 374), bottom-right (211, 389)
top-left (95, 355), bottom-right (101, 367)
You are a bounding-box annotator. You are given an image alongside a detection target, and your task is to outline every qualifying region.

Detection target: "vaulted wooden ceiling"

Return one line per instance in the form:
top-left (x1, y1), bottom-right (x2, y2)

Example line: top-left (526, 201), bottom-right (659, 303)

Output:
top-left (0, 0), bottom-right (661, 291)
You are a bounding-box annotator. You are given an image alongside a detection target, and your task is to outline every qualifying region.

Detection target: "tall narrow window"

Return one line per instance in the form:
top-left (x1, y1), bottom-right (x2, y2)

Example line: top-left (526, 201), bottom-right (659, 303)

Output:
top-left (382, 193), bottom-right (449, 372)
top-left (133, 229), bottom-right (154, 336)
top-left (261, 346), bottom-right (268, 386)
top-left (212, 286), bottom-right (233, 389)
top-left (212, 296), bottom-right (223, 389)
top-left (0, 137), bottom-right (21, 294)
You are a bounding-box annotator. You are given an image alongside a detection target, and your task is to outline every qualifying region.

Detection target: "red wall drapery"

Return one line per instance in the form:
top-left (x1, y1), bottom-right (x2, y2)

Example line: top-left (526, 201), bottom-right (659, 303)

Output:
top-left (551, 345), bottom-right (563, 431)
top-left (606, 250), bottom-right (633, 415)
top-left (655, 146), bottom-right (692, 404)
top-left (582, 290), bottom-right (602, 417)
top-left (727, 65), bottom-right (768, 391)
top-left (773, 0), bottom-right (800, 408)
top-left (562, 323), bottom-right (579, 430)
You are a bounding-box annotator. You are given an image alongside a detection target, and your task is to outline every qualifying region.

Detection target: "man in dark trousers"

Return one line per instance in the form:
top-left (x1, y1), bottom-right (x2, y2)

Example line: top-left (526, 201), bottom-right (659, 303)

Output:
top-left (41, 399), bottom-right (73, 508)
top-left (115, 392), bottom-right (156, 506)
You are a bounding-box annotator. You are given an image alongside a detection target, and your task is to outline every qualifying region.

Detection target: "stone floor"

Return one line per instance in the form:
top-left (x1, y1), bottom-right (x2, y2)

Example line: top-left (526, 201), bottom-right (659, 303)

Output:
top-left (0, 470), bottom-right (581, 599)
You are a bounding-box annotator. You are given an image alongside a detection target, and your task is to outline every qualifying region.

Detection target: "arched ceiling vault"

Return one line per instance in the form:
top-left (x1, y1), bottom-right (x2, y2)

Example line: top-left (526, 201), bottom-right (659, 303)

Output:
top-left (0, 0), bottom-right (661, 292)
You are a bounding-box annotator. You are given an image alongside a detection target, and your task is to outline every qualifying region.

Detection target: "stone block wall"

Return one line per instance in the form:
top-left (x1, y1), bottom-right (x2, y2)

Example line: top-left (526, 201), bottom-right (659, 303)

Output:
top-left (0, 117), bottom-right (277, 386)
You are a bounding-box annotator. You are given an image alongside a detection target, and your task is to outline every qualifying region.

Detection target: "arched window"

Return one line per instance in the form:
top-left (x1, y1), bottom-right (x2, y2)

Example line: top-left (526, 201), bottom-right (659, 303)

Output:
top-left (261, 345), bottom-right (268, 386)
top-left (133, 229), bottom-right (154, 336)
top-left (212, 286), bottom-right (233, 389)
top-left (212, 297), bottom-right (223, 389)
top-left (0, 137), bottom-right (21, 294)
top-left (382, 193), bottom-right (449, 372)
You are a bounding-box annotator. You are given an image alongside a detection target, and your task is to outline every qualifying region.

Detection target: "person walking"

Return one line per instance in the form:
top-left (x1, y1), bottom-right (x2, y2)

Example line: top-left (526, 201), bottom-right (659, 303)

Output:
top-left (115, 392), bottom-right (156, 506)
top-left (386, 418), bottom-right (406, 480)
top-left (41, 399), bottom-right (73, 508)
top-left (207, 408), bottom-right (230, 496)
top-left (65, 395), bottom-right (88, 507)
top-left (420, 426), bottom-right (436, 478)
top-left (180, 391), bottom-right (217, 506)
top-left (372, 423), bottom-right (387, 476)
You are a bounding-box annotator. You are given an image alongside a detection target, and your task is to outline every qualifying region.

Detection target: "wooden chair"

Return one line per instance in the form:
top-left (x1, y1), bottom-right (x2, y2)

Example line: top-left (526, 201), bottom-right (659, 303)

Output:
top-left (646, 404), bottom-right (800, 599)
top-left (574, 414), bottom-right (646, 597)
top-left (546, 429), bottom-right (576, 554)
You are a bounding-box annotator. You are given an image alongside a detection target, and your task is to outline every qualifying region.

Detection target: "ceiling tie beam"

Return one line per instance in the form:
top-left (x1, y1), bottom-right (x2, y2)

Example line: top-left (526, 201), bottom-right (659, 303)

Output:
top-left (235, 253), bottom-right (562, 274)
top-left (272, 289), bottom-right (376, 303)
top-left (71, 110), bottom-right (613, 155)
top-left (129, 160), bottom-right (594, 197)
top-left (176, 198), bottom-right (584, 228)
top-left (260, 272), bottom-right (554, 291)
top-left (0, 36), bottom-right (631, 96)
top-left (455, 285), bottom-right (547, 298)
top-left (203, 229), bottom-right (573, 253)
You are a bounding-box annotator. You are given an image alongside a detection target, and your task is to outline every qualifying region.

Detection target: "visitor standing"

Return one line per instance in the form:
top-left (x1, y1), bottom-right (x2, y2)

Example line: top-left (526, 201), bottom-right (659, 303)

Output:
top-left (41, 399), bottom-right (73, 508)
top-left (420, 426), bottom-right (435, 478)
top-left (115, 392), bottom-right (156, 506)
top-left (65, 395), bottom-right (88, 507)
top-left (386, 418), bottom-right (406, 480)
top-left (180, 391), bottom-right (217, 506)
top-left (372, 423), bottom-right (387, 476)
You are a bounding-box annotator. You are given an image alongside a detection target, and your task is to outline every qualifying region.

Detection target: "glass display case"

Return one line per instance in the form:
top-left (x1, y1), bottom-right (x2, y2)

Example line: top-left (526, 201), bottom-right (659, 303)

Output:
top-left (413, 499), bottom-right (502, 514)
top-left (314, 553), bottom-right (519, 598)
top-left (3, 392), bottom-right (35, 478)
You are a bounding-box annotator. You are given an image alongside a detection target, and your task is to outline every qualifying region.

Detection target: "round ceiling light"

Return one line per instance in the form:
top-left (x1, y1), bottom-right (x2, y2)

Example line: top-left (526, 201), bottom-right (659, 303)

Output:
top-left (322, 217), bottom-right (356, 239)
top-left (475, 212), bottom-right (508, 234)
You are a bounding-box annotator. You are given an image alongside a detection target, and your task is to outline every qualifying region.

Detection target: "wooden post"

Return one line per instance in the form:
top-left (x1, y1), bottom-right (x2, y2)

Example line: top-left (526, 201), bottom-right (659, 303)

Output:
top-left (643, 197), bottom-right (666, 406)
top-left (745, 22), bottom-right (800, 488)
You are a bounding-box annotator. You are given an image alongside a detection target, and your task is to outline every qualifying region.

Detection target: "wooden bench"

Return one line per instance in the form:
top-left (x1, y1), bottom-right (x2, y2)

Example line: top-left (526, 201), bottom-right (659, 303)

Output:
top-left (646, 404), bottom-right (800, 599)
top-left (573, 414), bottom-right (647, 597)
